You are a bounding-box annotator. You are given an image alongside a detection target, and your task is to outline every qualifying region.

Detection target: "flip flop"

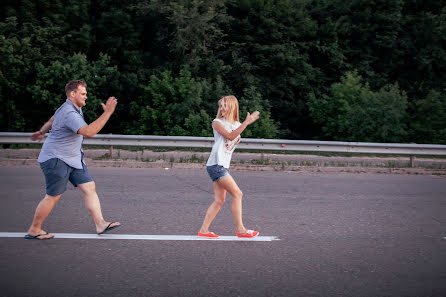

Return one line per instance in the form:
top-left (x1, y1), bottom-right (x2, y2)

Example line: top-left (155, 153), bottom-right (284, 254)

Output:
top-left (24, 232), bottom-right (54, 240)
top-left (97, 222), bottom-right (120, 235)
top-left (198, 231), bottom-right (220, 238)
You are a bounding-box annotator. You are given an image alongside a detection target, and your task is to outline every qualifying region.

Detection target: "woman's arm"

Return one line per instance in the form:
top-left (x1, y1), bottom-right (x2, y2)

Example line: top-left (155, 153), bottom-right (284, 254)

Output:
top-left (213, 111), bottom-right (260, 141)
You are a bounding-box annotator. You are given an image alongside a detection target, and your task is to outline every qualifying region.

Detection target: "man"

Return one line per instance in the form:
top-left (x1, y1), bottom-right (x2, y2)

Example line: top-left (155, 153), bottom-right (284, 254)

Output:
top-left (26, 80), bottom-right (121, 240)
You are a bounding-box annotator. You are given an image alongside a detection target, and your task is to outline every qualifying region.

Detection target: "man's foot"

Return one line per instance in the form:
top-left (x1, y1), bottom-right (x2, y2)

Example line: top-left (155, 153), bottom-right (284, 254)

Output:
top-left (24, 232), bottom-right (54, 240)
top-left (235, 229), bottom-right (259, 238)
top-left (97, 222), bottom-right (121, 235)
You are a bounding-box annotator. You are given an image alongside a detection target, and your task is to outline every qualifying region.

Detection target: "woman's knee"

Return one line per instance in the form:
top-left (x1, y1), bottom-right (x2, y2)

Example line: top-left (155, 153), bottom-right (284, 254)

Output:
top-left (232, 189), bottom-right (243, 200)
top-left (214, 196), bottom-right (226, 206)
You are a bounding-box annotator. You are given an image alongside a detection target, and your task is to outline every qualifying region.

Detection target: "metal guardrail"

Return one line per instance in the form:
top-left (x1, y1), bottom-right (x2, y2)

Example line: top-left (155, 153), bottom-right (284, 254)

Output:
top-left (1, 132), bottom-right (446, 157)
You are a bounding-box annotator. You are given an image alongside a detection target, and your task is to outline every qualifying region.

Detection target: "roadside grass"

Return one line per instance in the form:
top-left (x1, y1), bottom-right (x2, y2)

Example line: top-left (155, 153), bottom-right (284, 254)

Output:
top-left (2, 144), bottom-right (446, 169)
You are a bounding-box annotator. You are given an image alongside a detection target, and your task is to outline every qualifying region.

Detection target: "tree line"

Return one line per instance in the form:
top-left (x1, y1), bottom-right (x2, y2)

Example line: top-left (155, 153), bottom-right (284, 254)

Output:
top-left (1, 0), bottom-right (445, 143)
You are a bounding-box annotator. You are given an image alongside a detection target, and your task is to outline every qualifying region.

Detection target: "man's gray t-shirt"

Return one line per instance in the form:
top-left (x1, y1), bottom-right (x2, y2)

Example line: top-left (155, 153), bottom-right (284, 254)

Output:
top-left (38, 99), bottom-right (88, 169)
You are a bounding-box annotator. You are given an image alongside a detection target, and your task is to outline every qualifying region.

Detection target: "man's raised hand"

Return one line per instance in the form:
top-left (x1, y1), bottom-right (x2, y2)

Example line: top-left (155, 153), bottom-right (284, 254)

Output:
top-left (101, 96), bottom-right (118, 114)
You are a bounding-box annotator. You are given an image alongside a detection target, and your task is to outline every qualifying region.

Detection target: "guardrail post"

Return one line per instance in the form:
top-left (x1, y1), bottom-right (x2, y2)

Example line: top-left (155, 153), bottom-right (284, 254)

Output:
top-left (410, 155), bottom-right (415, 167)
top-left (109, 146), bottom-right (113, 159)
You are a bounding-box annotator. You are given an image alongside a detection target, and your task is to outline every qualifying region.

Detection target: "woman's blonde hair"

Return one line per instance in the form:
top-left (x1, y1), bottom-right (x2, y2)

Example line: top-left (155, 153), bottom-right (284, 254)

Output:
top-left (216, 95), bottom-right (239, 124)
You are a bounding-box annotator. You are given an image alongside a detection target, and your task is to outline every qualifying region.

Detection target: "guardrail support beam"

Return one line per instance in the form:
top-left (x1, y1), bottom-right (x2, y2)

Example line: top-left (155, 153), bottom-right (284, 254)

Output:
top-left (1, 133), bottom-right (445, 159)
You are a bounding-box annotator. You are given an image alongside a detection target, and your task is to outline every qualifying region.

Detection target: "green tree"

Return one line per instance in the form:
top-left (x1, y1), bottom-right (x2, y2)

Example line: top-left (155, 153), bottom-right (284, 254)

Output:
top-left (308, 71), bottom-right (365, 139)
top-left (0, 16), bottom-right (67, 131)
top-left (223, 0), bottom-right (319, 138)
top-left (308, 0), bottom-right (446, 117)
top-left (128, 68), bottom-right (213, 136)
top-left (29, 53), bottom-right (120, 130)
top-left (408, 90), bottom-right (446, 144)
top-left (137, 0), bottom-right (228, 70)
top-left (396, 2), bottom-right (446, 98)
top-left (1, 0), bottom-right (445, 144)
top-left (345, 84), bottom-right (408, 143)
top-left (308, 71), bottom-right (408, 142)
top-left (238, 86), bottom-right (277, 139)
top-left (0, 17), bottom-right (30, 131)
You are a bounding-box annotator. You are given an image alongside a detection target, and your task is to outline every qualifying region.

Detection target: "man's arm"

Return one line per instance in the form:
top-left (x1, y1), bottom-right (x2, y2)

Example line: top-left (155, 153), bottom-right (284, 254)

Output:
top-left (78, 97), bottom-right (118, 138)
top-left (30, 116), bottom-right (55, 141)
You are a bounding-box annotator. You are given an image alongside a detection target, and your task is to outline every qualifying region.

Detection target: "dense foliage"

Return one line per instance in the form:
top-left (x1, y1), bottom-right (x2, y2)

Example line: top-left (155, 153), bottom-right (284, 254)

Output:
top-left (1, 0), bottom-right (445, 143)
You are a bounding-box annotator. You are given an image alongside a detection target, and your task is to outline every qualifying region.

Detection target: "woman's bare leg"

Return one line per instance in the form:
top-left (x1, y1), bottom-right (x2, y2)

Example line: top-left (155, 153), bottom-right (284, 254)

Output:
top-left (216, 175), bottom-right (247, 234)
top-left (199, 181), bottom-right (227, 234)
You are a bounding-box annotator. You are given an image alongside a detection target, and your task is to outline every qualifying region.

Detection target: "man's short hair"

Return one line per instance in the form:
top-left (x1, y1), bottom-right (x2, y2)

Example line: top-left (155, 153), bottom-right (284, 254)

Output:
top-left (65, 80), bottom-right (87, 97)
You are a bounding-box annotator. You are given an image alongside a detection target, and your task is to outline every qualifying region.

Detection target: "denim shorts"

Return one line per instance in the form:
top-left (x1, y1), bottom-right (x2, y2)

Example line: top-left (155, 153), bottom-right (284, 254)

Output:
top-left (206, 165), bottom-right (230, 182)
top-left (40, 158), bottom-right (93, 196)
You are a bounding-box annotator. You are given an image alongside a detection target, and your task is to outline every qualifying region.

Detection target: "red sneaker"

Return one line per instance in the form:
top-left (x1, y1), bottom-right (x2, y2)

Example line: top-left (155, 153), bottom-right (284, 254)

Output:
top-left (236, 230), bottom-right (259, 238)
top-left (198, 231), bottom-right (220, 238)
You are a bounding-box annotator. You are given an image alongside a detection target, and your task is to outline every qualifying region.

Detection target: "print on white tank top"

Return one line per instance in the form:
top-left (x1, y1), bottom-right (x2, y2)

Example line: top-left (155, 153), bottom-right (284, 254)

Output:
top-left (206, 118), bottom-right (241, 168)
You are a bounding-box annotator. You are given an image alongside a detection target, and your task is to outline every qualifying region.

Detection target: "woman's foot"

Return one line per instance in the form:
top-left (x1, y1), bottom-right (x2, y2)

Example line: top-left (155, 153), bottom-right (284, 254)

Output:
top-left (198, 231), bottom-right (220, 238)
top-left (235, 229), bottom-right (259, 238)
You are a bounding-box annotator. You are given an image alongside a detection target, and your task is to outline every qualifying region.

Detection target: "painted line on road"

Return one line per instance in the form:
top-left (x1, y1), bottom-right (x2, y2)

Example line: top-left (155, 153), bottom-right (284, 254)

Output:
top-left (0, 232), bottom-right (279, 242)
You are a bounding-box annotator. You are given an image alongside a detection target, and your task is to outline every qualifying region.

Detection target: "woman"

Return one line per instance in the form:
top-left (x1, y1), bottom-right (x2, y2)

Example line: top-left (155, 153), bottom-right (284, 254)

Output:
top-left (198, 95), bottom-right (260, 238)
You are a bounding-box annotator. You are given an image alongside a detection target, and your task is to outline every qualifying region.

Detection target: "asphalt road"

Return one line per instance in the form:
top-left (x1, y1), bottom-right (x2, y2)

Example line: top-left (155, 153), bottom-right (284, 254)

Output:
top-left (0, 166), bottom-right (445, 297)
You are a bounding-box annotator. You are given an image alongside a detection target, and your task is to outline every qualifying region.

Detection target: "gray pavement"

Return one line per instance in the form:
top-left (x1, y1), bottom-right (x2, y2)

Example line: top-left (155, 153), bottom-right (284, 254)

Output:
top-left (0, 166), bottom-right (445, 297)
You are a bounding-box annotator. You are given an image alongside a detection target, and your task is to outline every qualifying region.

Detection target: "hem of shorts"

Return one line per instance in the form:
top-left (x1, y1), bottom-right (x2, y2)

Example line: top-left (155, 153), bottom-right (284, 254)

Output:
top-left (206, 164), bottom-right (230, 169)
top-left (212, 174), bottom-right (230, 183)
top-left (73, 179), bottom-right (94, 186)
top-left (46, 190), bottom-right (65, 197)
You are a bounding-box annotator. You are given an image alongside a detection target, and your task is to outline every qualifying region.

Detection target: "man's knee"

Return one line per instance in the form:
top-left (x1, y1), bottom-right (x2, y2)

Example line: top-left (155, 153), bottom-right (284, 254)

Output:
top-left (44, 194), bottom-right (62, 203)
top-left (79, 181), bottom-right (96, 194)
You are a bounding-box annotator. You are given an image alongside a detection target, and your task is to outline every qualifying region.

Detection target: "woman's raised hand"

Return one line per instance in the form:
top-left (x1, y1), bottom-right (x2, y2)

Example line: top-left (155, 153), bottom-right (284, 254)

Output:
top-left (244, 110), bottom-right (260, 125)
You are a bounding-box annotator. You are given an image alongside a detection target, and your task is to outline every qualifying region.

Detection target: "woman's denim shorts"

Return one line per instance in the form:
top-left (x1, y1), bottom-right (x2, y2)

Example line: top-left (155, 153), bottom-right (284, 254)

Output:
top-left (206, 165), bottom-right (230, 182)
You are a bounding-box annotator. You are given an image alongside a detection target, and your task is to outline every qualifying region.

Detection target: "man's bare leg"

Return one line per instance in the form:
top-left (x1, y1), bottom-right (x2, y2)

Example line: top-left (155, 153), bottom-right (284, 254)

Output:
top-left (27, 194), bottom-right (61, 239)
top-left (78, 181), bottom-right (120, 234)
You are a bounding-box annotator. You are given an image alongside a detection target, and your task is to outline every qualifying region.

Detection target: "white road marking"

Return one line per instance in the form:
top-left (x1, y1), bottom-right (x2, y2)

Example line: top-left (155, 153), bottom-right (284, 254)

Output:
top-left (0, 232), bottom-right (279, 241)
